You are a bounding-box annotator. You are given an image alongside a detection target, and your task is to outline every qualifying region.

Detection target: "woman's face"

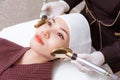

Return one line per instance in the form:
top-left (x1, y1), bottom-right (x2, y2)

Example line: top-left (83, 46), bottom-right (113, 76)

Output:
top-left (30, 17), bottom-right (70, 60)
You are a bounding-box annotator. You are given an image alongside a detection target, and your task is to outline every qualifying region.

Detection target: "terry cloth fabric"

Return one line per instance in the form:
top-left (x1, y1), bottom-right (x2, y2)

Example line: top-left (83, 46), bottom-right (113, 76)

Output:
top-left (0, 38), bottom-right (53, 80)
top-left (56, 13), bottom-right (91, 54)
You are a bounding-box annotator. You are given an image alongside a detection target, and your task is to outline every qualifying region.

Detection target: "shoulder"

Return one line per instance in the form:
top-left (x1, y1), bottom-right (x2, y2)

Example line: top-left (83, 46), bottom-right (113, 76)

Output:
top-left (0, 38), bottom-right (23, 53)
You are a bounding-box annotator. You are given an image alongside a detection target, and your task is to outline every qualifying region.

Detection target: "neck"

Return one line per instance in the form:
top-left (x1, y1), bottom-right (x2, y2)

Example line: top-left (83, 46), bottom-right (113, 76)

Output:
top-left (16, 49), bottom-right (49, 65)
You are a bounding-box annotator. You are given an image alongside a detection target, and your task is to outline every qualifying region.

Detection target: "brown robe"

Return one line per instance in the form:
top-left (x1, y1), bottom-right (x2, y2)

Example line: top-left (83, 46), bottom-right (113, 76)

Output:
top-left (0, 38), bottom-right (53, 80)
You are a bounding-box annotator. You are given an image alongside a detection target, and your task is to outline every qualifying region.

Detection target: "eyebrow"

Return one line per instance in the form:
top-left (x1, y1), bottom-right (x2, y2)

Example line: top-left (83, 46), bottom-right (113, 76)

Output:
top-left (60, 27), bottom-right (69, 37)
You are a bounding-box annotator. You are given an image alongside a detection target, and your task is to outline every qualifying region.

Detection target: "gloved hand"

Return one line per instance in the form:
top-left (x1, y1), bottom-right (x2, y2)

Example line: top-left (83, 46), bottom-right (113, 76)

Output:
top-left (71, 51), bottom-right (105, 72)
top-left (40, 1), bottom-right (70, 19)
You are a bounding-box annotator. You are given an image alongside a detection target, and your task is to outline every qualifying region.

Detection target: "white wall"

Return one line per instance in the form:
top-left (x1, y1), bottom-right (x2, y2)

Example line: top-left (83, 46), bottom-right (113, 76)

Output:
top-left (0, 0), bottom-right (84, 30)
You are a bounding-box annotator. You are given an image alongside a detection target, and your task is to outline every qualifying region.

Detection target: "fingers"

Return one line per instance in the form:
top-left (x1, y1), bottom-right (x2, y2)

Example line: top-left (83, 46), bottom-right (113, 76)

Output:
top-left (40, 11), bottom-right (47, 18)
top-left (40, 1), bottom-right (68, 18)
top-left (41, 4), bottom-right (48, 11)
top-left (41, 2), bottom-right (54, 10)
top-left (40, 2), bottom-right (52, 18)
top-left (77, 54), bottom-right (91, 61)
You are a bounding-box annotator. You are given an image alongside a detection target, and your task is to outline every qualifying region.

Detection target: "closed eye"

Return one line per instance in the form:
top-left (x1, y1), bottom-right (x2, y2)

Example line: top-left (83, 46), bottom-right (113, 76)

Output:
top-left (57, 32), bottom-right (64, 40)
top-left (46, 18), bottom-right (55, 26)
top-left (47, 21), bottom-right (52, 26)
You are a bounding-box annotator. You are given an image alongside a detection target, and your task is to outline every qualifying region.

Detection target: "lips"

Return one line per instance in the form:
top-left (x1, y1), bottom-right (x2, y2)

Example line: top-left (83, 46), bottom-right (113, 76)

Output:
top-left (35, 34), bottom-right (44, 45)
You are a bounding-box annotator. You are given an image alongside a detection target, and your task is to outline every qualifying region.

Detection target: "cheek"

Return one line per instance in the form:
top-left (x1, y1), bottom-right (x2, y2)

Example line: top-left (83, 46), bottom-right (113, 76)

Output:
top-left (30, 38), bottom-right (41, 51)
top-left (47, 39), bottom-right (69, 50)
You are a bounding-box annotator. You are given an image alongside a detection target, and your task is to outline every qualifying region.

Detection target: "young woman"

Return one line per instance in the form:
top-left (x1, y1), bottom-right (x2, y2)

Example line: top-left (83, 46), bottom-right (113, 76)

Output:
top-left (0, 13), bottom-right (91, 80)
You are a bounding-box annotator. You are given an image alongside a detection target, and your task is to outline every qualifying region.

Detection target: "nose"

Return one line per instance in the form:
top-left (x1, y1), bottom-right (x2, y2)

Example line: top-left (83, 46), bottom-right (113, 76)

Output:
top-left (42, 31), bottom-right (50, 39)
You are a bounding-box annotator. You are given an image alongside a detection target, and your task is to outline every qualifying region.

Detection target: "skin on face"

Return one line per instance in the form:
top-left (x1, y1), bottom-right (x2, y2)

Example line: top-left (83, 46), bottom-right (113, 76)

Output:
top-left (29, 17), bottom-right (70, 62)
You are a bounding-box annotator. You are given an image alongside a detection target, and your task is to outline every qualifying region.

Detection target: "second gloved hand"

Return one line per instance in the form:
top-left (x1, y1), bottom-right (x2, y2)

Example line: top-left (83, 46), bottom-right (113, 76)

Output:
top-left (71, 51), bottom-right (105, 72)
top-left (40, 1), bottom-right (70, 18)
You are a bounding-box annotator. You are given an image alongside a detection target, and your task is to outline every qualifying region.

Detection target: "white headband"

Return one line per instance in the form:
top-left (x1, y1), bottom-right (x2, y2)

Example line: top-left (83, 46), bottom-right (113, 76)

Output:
top-left (57, 13), bottom-right (91, 53)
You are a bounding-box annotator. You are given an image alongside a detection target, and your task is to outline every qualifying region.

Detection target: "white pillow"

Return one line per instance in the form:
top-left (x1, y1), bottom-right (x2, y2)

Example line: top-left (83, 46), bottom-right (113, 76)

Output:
top-left (0, 19), bottom-right (111, 80)
top-left (0, 19), bottom-right (38, 47)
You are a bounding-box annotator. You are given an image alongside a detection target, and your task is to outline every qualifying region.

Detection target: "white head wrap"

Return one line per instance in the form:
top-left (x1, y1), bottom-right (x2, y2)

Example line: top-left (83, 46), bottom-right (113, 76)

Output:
top-left (57, 13), bottom-right (91, 53)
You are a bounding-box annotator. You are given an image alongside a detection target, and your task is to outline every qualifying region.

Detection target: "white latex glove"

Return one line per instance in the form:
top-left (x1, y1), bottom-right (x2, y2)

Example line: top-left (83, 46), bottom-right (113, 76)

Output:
top-left (71, 51), bottom-right (105, 72)
top-left (40, 1), bottom-right (70, 18)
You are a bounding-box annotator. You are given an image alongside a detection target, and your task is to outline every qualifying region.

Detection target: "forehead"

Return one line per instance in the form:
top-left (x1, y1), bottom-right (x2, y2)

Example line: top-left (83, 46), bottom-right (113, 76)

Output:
top-left (55, 17), bottom-right (69, 35)
top-left (54, 17), bottom-right (69, 32)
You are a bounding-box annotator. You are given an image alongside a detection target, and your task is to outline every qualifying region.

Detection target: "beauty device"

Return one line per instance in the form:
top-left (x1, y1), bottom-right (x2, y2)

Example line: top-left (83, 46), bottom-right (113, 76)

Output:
top-left (51, 48), bottom-right (111, 76)
top-left (34, 0), bottom-right (48, 28)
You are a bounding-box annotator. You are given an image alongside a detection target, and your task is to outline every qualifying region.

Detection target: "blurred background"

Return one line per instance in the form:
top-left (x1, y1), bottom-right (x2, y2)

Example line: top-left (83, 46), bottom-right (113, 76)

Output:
top-left (0, 0), bottom-right (85, 30)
